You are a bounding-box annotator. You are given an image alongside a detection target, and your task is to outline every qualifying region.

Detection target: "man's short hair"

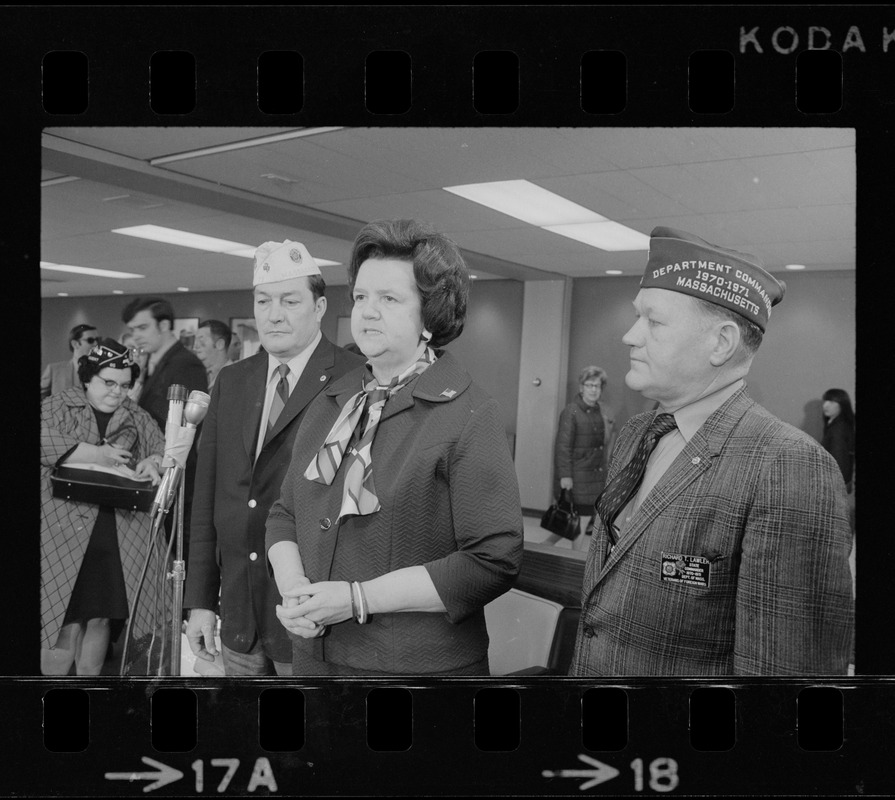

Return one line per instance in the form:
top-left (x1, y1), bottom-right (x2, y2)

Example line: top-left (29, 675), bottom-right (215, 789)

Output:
top-left (198, 319), bottom-right (232, 350)
top-left (121, 297), bottom-right (175, 330)
top-left (692, 296), bottom-right (763, 356)
top-left (68, 324), bottom-right (97, 352)
top-left (307, 274), bottom-right (326, 302)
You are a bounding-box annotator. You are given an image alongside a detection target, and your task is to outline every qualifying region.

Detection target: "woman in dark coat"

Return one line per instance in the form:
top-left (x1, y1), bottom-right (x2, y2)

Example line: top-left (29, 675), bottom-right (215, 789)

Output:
top-left (266, 219), bottom-right (524, 676)
top-left (549, 366), bottom-right (616, 551)
top-left (40, 339), bottom-right (167, 675)
top-left (821, 388), bottom-right (855, 535)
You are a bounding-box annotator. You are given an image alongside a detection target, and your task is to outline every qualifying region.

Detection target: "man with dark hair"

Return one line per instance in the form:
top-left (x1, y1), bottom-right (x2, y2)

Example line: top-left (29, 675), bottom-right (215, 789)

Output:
top-left (123, 297), bottom-right (208, 559)
top-left (184, 240), bottom-right (363, 676)
top-left (193, 319), bottom-right (234, 391)
top-left (40, 324), bottom-right (99, 399)
top-left (570, 227), bottom-right (854, 676)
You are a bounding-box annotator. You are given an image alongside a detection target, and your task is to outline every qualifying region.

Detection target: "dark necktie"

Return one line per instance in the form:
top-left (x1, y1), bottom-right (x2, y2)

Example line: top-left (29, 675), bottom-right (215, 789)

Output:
top-left (594, 413), bottom-right (678, 542)
top-left (266, 364), bottom-right (291, 437)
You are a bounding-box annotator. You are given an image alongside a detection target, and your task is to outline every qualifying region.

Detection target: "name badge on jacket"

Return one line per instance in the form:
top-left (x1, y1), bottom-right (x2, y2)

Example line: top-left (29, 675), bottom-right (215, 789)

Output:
top-left (660, 553), bottom-right (710, 588)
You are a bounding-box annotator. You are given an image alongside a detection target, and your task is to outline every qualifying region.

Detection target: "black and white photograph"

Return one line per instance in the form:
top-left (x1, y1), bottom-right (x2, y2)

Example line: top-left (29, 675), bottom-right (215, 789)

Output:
top-left (39, 126), bottom-right (856, 680)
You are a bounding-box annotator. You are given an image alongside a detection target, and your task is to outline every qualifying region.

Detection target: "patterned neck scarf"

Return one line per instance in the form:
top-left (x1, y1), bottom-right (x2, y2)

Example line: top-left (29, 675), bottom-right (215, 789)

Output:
top-left (305, 347), bottom-right (437, 521)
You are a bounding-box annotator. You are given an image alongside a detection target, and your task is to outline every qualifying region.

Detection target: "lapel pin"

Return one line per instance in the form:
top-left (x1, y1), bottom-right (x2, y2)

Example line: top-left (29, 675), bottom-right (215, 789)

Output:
top-left (319, 375), bottom-right (327, 382)
top-left (691, 456), bottom-right (701, 465)
top-left (440, 389), bottom-right (457, 398)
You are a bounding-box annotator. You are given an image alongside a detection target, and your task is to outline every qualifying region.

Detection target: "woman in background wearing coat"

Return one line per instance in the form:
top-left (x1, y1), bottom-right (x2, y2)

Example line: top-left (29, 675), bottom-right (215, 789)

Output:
top-left (266, 219), bottom-right (524, 676)
top-left (40, 339), bottom-right (167, 675)
top-left (549, 366), bottom-right (616, 551)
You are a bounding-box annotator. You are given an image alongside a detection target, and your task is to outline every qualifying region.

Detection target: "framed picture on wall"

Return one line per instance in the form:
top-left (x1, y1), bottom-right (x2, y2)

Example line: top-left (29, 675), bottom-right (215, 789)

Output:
top-left (229, 317), bottom-right (261, 361)
top-left (173, 318), bottom-right (199, 350)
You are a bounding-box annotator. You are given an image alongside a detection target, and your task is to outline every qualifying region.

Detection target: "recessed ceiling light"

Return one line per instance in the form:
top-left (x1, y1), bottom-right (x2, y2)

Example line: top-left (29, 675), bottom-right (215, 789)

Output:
top-left (177, 287), bottom-right (190, 292)
top-left (605, 269), bottom-right (623, 275)
top-left (785, 264), bottom-right (806, 271)
top-left (112, 290), bottom-right (124, 295)
top-left (112, 225), bottom-right (341, 265)
top-left (41, 261), bottom-right (145, 279)
top-left (444, 180), bottom-right (605, 227)
top-left (545, 221), bottom-right (651, 251)
top-left (57, 292), bottom-right (69, 297)
top-left (470, 274), bottom-right (478, 280)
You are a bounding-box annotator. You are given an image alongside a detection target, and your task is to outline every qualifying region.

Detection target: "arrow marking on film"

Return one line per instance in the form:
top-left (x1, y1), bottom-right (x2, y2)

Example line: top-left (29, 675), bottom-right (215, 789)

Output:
top-left (542, 754), bottom-right (620, 791)
top-left (105, 756), bottom-right (184, 792)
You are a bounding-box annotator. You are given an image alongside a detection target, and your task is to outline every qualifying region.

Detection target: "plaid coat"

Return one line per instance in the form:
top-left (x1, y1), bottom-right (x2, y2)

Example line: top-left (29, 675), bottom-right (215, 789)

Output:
top-left (40, 388), bottom-right (168, 649)
top-left (570, 387), bottom-right (854, 676)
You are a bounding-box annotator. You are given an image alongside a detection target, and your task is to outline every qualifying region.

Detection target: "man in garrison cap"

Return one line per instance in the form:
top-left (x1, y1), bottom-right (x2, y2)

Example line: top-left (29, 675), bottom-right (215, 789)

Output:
top-left (183, 240), bottom-right (363, 675)
top-left (570, 227), bottom-right (854, 676)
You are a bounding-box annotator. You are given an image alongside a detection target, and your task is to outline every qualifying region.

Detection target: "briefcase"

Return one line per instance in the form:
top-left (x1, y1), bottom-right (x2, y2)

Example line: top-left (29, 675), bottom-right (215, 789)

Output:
top-left (51, 464), bottom-right (155, 512)
top-left (539, 489), bottom-right (581, 540)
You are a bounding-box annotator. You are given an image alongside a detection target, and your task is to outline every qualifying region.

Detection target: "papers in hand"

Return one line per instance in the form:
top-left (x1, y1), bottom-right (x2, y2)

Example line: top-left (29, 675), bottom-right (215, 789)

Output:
top-left (62, 461), bottom-right (153, 482)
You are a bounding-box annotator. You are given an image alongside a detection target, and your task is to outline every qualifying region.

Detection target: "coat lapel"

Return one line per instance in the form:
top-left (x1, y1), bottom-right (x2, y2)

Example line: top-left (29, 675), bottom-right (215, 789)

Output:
top-left (243, 355), bottom-right (269, 460)
top-left (593, 389), bottom-right (755, 584)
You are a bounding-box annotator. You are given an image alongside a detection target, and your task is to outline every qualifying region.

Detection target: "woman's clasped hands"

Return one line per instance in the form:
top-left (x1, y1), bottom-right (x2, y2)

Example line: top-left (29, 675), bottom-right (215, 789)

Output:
top-left (275, 579), bottom-right (356, 639)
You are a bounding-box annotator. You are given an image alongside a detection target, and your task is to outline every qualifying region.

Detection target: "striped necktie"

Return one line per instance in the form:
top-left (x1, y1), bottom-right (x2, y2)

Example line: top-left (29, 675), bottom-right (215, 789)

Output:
top-left (305, 348), bottom-right (435, 521)
top-left (265, 364), bottom-right (291, 439)
top-left (594, 413), bottom-right (678, 542)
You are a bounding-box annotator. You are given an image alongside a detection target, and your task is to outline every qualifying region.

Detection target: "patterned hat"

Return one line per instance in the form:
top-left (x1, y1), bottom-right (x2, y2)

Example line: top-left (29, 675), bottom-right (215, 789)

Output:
top-left (639, 227), bottom-right (786, 332)
top-left (253, 239), bottom-right (321, 286)
top-left (84, 337), bottom-right (135, 370)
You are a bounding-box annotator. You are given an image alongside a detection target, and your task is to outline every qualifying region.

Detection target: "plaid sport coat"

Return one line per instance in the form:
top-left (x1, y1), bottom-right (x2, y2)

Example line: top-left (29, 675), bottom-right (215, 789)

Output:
top-left (569, 387), bottom-right (854, 676)
top-left (40, 388), bottom-right (168, 650)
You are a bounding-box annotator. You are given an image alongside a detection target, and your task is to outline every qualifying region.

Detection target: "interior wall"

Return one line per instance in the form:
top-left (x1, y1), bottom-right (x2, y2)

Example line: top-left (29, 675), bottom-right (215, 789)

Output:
top-left (566, 271), bottom-right (856, 439)
top-left (40, 278), bottom-right (526, 434)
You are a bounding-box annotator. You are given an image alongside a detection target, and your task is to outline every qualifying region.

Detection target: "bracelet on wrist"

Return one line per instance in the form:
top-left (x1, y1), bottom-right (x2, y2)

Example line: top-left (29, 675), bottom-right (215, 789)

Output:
top-left (349, 581), bottom-right (358, 622)
top-left (355, 581), bottom-right (369, 625)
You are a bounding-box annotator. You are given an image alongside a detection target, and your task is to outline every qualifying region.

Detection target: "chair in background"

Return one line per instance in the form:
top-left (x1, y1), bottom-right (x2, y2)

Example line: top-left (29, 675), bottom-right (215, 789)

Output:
top-left (485, 588), bottom-right (565, 675)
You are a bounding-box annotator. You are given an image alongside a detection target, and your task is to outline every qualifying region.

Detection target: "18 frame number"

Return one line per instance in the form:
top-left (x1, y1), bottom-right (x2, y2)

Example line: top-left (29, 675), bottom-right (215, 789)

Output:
top-left (631, 758), bottom-right (680, 792)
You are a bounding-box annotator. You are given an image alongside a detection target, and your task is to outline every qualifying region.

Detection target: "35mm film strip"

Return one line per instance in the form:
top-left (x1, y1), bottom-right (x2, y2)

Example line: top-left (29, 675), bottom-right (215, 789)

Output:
top-left (8, 4), bottom-right (891, 796)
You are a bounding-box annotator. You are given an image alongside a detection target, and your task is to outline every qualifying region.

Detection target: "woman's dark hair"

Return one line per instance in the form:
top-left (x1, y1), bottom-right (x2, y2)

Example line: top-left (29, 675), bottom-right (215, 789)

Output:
top-left (347, 219), bottom-right (470, 348)
top-left (822, 388), bottom-right (855, 427)
top-left (77, 337), bottom-right (141, 387)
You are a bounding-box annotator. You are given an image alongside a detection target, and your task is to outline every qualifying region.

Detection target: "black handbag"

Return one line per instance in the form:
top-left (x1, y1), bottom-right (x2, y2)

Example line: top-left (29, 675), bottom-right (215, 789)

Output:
top-left (51, 464), bottom-right (155, 512)
top-left (540, 488), bottom-right (581, 540)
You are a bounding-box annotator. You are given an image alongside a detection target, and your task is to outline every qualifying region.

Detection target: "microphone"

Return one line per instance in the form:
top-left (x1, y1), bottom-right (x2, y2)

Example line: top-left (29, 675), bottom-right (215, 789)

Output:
top-left (149, 385), bottom-right (190, 521)
top-left (183, 390), bottom-right (210, 428)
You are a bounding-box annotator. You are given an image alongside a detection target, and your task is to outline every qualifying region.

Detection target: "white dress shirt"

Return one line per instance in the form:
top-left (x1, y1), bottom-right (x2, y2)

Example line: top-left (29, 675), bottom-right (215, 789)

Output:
top-left (255, 331), bottom-right (322, 461)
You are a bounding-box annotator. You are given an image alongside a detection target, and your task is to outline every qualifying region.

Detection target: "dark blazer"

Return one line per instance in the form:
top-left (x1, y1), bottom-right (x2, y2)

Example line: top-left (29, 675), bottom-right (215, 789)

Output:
top-left (138, 340), bottom-right (208, 428)
top-left (265, 350), bottom-right (524, 675)
top-left (184, 337), bottom-right (363, 662)
top-left (569, 388), bottom-right (854, 677)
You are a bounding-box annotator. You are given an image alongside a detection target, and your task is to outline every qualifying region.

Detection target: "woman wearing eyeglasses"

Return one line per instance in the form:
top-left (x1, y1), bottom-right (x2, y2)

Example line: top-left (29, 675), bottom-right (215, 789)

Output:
top-left (550, 366), bottom-right (616, 551)
top-left (40, 338), bottom-right (168, 675)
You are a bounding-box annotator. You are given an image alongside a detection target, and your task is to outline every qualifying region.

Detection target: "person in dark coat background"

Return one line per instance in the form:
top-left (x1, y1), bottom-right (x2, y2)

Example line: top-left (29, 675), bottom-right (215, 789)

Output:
top-left (821, 387), bottom-right (855, 534)
top-left (267, 219), bottom-right (524, 676)
top-left (549, 365), bottom-right (616, 551)
top-left (183, 240), bottom-right (363, 676)
top-left (122, 297), bottom-right (208, 563)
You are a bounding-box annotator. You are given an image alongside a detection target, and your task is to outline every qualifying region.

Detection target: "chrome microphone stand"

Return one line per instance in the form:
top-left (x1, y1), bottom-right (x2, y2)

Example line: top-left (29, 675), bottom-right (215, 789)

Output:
top-left (169, 475), bottom-right (187, 675)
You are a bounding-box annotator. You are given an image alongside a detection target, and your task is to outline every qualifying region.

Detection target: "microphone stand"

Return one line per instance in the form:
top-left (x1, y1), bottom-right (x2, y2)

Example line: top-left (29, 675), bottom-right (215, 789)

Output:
top-left (169, 474), bottom-right (186, 675)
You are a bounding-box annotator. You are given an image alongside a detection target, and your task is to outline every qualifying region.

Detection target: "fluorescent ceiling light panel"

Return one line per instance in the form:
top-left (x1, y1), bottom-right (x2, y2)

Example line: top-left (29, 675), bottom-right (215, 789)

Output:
top-left (545, 221), bottom-right (651, 251)
top-left (112, 225), bottom-right (341, 266)
top-left (41, 261), bottom-right (145, 279)
top-left (444, 180), bottom-right (605, 227)
top-left (149, 127), bottom-right (344, 165)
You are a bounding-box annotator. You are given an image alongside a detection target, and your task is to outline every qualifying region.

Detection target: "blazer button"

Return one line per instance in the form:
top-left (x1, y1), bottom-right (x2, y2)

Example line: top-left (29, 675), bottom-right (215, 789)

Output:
top-left (319, 518), bottom-right (332, 530)
top-left (248, 499), bottom-right (257, 508)
top-left (249, 552), bottom-right (258, 561)
top-left (583, 625), bottom-right (596, 639)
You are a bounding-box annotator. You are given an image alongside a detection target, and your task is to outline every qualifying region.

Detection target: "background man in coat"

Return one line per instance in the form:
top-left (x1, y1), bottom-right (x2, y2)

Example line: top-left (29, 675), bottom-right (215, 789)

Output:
top-left (570, 227), bottom-right (854, 676)
top-left (122, 297), bottom-right (208, 561)
top-left (183, 240), bottom-right (363, 676)
top-left (40, 323), bottom-right (99, 399)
